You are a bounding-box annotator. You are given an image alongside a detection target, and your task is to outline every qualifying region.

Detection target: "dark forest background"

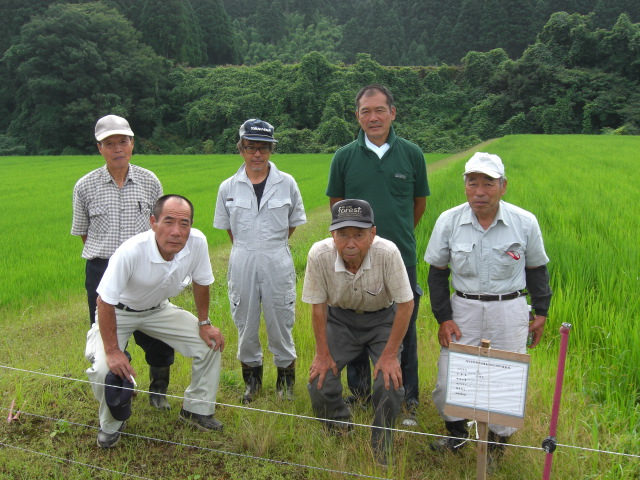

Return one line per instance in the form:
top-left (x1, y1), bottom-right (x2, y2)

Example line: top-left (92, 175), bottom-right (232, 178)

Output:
top-left (1, 0), bottom-right (638, 155)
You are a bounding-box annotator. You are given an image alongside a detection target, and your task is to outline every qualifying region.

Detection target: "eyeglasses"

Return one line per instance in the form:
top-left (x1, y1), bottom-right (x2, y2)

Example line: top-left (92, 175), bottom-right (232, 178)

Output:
top-left (242, 145), bottom-right (271, 154)
top-left (100, 138), bottom-right (132, 150)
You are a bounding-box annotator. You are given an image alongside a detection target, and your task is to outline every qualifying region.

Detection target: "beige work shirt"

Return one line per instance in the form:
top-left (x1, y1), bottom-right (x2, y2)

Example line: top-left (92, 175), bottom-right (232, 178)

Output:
top-left (302, 236), bottom-right (413, 311)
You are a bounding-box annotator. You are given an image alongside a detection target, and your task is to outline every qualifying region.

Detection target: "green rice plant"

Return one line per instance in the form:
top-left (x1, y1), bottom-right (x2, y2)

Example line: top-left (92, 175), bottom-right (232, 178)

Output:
top-left (417, 135), bottom-right (640, 414)
top-left (1, 138), bottom-right (639, 479)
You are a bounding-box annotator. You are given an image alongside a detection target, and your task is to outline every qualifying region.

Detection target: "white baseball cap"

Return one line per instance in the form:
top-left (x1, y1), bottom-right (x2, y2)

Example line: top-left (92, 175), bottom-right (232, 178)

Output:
top-left (95, 115), bottom-right (134, 142)
top-left (463, 152), bottom-right (505, 179)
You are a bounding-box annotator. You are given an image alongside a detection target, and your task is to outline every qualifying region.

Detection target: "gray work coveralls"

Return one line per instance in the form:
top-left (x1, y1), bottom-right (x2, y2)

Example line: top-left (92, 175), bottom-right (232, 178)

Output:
top-left (214, 162), bottom-right (306, 368)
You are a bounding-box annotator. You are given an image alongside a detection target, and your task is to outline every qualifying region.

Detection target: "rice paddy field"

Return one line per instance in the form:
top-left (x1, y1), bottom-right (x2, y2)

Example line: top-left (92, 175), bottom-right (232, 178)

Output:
top-left (0, 135), bottom-right (638, 479)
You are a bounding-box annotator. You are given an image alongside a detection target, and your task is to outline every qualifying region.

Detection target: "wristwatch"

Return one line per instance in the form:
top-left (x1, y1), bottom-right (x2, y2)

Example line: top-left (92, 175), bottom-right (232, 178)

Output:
top-left (197, 319), bottom-right (212, 327)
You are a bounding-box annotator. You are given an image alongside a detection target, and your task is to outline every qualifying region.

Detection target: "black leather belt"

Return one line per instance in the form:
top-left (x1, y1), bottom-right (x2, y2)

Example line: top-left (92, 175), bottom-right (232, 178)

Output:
top-left (115, 303), bottom-right (159, 312)
top-left (455, 290), bottom-right (527, 301)
top-left (345, 306), bottom-right (391, 315)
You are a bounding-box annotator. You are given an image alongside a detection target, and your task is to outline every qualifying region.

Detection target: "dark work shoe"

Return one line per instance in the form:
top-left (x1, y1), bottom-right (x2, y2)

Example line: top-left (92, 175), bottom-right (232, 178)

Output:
top-left (430, 420), bottom-right (469, 453)
top-left (179, 408), bottom-right (223, 432)
top-left (150, 392), bottom-right (170, 410)
top-left (430, 436), bottom-right (467, 453)
top-left (96, 421), bottom-right (126, 448)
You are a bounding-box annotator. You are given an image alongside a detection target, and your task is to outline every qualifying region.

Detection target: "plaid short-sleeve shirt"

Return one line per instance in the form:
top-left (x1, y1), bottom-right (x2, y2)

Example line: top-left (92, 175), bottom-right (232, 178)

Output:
top-left (71, 164), bottom-right (163, 260)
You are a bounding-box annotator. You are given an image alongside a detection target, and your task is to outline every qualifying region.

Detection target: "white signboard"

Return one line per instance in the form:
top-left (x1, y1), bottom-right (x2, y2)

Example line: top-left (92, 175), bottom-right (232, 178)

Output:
top-left (444, 343), bottom-right (530, 428)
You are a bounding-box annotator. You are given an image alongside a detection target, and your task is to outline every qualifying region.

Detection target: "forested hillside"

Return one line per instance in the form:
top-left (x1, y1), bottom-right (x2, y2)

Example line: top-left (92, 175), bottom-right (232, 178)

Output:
top-left (0, 1), bottom-right (638, 155)
top-left (224, 0), bottom-right (640, 65)
top-left (2, 0), bottom-right (638, 67)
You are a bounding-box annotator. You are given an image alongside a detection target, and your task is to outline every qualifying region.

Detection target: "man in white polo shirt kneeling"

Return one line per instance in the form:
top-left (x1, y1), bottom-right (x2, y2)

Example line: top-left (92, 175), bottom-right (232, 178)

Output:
top-left (86, 194), bottom-right (225, 448)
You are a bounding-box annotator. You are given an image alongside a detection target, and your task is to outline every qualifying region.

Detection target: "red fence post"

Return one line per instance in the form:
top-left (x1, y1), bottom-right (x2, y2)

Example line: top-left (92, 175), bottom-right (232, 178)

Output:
top-left (542, 322), bottom-right (572, 480)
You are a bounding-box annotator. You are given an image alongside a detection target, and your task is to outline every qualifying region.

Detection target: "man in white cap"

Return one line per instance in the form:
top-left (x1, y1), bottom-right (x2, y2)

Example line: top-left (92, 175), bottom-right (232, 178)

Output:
top-left (214, 119), bottom-right (306, 403)
top-left (424, 152), bottom-right (552, 462)
top-left (72, 115), bottom-right (175, 410)
top-left (303, 199), bottom-right (414, 465)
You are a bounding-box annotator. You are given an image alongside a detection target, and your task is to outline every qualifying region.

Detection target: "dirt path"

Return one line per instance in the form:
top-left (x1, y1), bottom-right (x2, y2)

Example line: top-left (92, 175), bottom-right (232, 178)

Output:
top-left (427, 138), bottom-right (498, 172)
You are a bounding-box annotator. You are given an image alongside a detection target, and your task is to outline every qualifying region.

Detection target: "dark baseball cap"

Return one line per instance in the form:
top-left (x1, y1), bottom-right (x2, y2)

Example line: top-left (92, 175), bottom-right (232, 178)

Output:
top-left (329, 199), bottom-right (375, 231)
top-left (104, 371), bottom-right (134, 421)
top-left (239, 118), bottom-right (278, 143)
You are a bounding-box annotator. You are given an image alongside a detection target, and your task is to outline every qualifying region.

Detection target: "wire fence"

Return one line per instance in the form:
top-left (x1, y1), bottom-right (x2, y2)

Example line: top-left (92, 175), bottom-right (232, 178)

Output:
top-left (1, 364), bottom-right (638, 479)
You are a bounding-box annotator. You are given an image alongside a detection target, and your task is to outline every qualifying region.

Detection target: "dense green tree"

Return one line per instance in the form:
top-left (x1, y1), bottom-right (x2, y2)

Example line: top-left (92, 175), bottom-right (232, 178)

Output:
top-left (2, 4), bottom-right (638, 156)
top-left (430, 15), bottom-right (455, 64)
top-left (450, 0), bottom-right (483, 61)
top-left (478, 0), bottom-right (510, 52)
top-left (340, 0), bottom-right (405, 65)
top-left (3, 2), bottom-right (168, 154)
top-left (242, 14), bottom-right (344, 65)
top-left (286, 52), bottom-right (340, 128)
top-left (134, 0), bottom-right (206, 65)
top-left (220, 0), bottom-right (640, 65)
top-left (0, 0), bottom-right (53, 54)
top-left (461, 49), bottom-right (509, 92)
top-left (192, 0), bottom-right (242, 65)
top-left (537, 11), bottom-right (597, 66)
top-left (596, 13), bottom-right (640, 79)
top-left (245, 0), bottom-right (287, 43)
top-left (501, 0), bottom-right (539, 58)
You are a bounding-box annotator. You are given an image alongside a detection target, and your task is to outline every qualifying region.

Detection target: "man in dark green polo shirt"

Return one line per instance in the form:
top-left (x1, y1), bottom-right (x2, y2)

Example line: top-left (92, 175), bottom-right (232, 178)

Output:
top-left (326, 84), bottom-right (430, 425)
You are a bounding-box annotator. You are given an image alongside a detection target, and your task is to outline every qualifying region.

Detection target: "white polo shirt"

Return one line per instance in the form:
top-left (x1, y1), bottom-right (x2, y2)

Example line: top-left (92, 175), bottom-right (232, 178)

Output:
top-left (97, 228), bottom-right (214, 310)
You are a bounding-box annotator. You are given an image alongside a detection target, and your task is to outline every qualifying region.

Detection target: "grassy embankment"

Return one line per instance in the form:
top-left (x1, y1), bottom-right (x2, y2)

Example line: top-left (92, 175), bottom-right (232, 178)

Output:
top-left (1, 135), bottom-right (638, 479)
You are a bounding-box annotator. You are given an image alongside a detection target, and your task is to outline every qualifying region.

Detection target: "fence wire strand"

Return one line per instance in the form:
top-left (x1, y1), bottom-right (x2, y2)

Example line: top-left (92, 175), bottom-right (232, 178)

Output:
top-left (1, 363), bottom-right (638, 480)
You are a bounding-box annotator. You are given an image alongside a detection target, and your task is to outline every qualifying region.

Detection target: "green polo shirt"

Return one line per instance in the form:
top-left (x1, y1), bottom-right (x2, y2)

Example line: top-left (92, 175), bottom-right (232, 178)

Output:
top-left (326, 127), bottom-right (430, 267)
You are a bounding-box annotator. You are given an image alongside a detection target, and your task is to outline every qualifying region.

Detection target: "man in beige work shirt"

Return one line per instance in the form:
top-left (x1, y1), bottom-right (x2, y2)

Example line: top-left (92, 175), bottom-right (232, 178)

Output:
top-left (302, 199), bottom-right (414, 466)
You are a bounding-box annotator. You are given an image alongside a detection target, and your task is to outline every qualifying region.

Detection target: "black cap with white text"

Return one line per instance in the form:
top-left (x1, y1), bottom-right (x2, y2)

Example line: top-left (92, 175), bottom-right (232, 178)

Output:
top-left (330, 199), bottom-right (375, 231)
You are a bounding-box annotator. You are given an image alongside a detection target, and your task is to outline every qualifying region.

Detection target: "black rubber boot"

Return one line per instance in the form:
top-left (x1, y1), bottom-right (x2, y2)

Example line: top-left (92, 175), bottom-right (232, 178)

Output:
top-left (149, 366), bottom-right (171, 410)
top-left (431, 420), bottom-right (469, 453)
top-left (241, 364), bottom-right (263, 404)
top-left (276, 361), bottom-right (295, 400)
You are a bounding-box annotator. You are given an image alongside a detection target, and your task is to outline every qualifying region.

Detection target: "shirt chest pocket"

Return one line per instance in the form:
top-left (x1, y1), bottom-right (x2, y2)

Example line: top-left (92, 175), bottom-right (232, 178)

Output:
top-left (227, 197), bottom-right (253, 232)
top-left (88, 203), bottom-right (109, 234)
top-left (491, 242), bottom-right (525, 280)
top-left (266, 197), bottom-right (292, 232)
top-left (450, 243), bottom-right (475, 277)
top-left (389, 171), bottom-right (415, 196)
top-left (363, 282), bottom-right (384, 296)
top-left (135, 201), bottom-right (153, 232)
